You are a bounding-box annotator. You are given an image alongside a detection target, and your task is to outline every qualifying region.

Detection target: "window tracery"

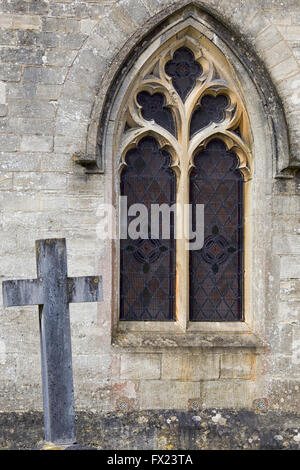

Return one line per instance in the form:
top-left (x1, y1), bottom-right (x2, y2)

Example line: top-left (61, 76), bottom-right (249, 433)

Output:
top-left (118, 31), bottom-right (252, 325)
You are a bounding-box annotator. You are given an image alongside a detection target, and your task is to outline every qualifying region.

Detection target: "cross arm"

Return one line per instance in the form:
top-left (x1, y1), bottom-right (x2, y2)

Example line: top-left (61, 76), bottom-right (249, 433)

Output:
top-left (67, 276), bottom-right (103, 303)
top-left (2, 278), bottom-right (44, 307)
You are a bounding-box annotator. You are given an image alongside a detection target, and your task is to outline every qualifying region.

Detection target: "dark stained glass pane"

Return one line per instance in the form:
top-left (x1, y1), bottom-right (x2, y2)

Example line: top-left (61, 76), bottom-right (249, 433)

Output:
top-left (165, 47), bottom-right (202, 102)
top-left (137, 91), bottom-right (176, 136)
top-left (190, 94), bottom-right (229, 137)
top-left (189, 139), bottom-right (243, 321)
top-left (120, 136), bottom-right (176, 321)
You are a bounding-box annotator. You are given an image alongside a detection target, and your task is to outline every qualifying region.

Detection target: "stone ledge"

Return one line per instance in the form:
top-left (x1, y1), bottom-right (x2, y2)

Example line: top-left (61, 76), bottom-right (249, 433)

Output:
top-left (112, 331), bottom-right (266, 353)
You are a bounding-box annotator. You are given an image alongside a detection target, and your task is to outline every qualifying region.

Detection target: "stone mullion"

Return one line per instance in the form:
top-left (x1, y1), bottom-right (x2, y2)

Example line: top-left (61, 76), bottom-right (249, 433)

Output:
top-left (175, 106), bottom-right (190, 330)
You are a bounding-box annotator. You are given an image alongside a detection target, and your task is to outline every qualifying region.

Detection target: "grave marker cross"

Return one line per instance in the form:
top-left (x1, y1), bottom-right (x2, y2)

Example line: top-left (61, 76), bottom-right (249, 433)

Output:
top-left (2, 238), bottom-right (103, 446)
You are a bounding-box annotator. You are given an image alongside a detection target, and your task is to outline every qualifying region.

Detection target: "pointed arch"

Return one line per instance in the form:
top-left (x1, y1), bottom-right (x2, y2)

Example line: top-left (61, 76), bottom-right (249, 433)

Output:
top-left (89, 3), bottom-right (291, 178)
top-left (105, 11), bottom-right (254, 327)
top-left (89, 4), bottom-right (283, 336)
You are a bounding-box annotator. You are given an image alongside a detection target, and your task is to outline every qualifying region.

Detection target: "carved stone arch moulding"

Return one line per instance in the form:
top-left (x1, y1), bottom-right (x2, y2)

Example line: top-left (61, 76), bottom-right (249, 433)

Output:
top-left (117, 29), bottom-right (252, 184)
top-left (77, 3), bottom-right (294, 179)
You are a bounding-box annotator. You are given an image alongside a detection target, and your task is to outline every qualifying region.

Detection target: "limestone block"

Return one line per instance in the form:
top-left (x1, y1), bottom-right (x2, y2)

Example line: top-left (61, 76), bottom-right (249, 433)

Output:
top-left (61, 81), bottom-right (95, 102)
top-left (115, 0), bottom-right (151, 27)
top-left (139, 380), bottom-right (200, 410)
top-left (0, 30), bottom-right (17, 46)
top-left (57, 98), bottom-right (92, 121)
top-left (7, 83), bottom-right (36, 100)
top-left (268, 10), bottom-right (292, 26)
top-left (280, 280), bottom-right (300, 301)
top-left (220, 353), bottom-right (255, 380)
top-left (0, 14), bottom-right (13, 29)
top-left (0, 47), bottom-right (44, 64)
top-left (20, 135), bottom-right (53, 153)
top-left (23, 66), bottom-right (68, 85)
top-left (273, 196), bottom-right (300, 215)
top-left (9, 117), bottom-right (55, 136)
top-left (201, 380), bottom-right (255, 409)
top-left (277, 301), bottom-right (300, 322)
top-left (36, 84), bottom-right (61, 100)
top-left (24, 0), bottom-right (49, 15)
top-left (0, 80), bottom-right (7, 103)
top-left (0, 153), bottom-right (42, 171)
top-left (40, 153), bottom-right (77, 172)
top-left (16, 31), bottom-right (58, 48)
top-left (273, 234), bottom-right (300, 255)
top-left (270, 56), bottom-right (299, 82)
top-left (0, 173), bottom-right (13, 190)
top-left (54, 135), bottom-right (83, 153)
top-left (263, 41), bottom-right (292, 69)
top-left (55, 116), bottom-right (88, 137)
top-left (143, 0), bottom-right (194, 15)
top-left (73, 354), bottom-right (111, 386)
top-left (58, 33), bottom-right (87, 50)
top-left (9, 100), bottom-right (56, 119)
top-left (80, 19), bottom-right (98, 35)
top-left (277, 25), bottom-right (300, 41)
top-left (280, 256), bottom-right (300, 279)
top-left (161, 352), bottom-right (219, 381)
top-left (243, 11), bottom-right (270, 38)
top-left (16, 355), bottom-right (41, 387)
top-left (42, 17), bottom-right (80, 33)
top-left (0, 104), bottom-right (7, 116)
top-left (120, 353), bottom-right (161, 380)
top-left (275, 323), bottom-right (294, 355)
top-left (13, 172), bottom-right (66, 192)
top-left (0, 192), bottom-right (42, 212)
top-left (0, 134), bottom-right (19, 152)
top-left (255, 24), bottom-right (283, 51)
top-left (0, 64), bottom-right (22, 82)
top-left (42, 49), bottom-right (77, 67)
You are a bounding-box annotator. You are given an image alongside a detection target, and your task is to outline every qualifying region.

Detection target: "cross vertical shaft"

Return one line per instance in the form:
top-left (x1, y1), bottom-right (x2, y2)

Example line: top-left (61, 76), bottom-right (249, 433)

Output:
top-left (37, 239), bottom-right (75, 445)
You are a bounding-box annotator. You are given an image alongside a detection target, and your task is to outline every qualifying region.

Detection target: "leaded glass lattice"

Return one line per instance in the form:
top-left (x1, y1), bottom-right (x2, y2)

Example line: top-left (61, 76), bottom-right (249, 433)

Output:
top-left (137, 91), bottom-right (176, 136)
top-left (189, 139), bottom-right (244, 321)
top-left (190, 94), bottom-right (229, 137)
top-left (165, 47), bottom-right (202, 102)
top-left (120, 136), bottom-right (176, 321)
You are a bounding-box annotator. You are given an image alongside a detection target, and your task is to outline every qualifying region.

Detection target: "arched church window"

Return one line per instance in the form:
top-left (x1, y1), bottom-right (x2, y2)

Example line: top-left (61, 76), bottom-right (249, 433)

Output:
top-left (116, 31), bottom-right (252, 325)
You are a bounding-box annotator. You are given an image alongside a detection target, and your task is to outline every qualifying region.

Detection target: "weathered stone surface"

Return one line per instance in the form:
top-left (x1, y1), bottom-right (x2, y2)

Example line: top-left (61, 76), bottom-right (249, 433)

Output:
top-left (8, 100), bottom-right (56, 118)
top-left (161, 353), bottom-right (220, 381)
top-left (0, 134), bottom-right (19, 152)
top-left (0, 64), bottom-right (22, 81)
top-left (280, 256), bottom-right (300, 279)
top-left (139, 380), bottom-right (200, 410)
top-left (12, 15), bottom-right (41, 31)
top-left (0, 47), bottom-right (44, 64)
top-left (120, 354), bottom-right (161, 381)
top-left (20, 135), bottom-right (53, 153)
top-left (220, 353), bottom-right (255, 380)
top-left (0, 0), bottom-right (300, 426)
top-left (1, 410), bottom-right (300, 450)
top-left (201, 380), bottom-right (255, 409)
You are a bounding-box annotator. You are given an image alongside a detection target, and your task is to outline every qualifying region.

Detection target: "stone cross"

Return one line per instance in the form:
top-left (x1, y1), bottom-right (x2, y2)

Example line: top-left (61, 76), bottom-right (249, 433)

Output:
top-left (2, 238), bottom-right (103, 446)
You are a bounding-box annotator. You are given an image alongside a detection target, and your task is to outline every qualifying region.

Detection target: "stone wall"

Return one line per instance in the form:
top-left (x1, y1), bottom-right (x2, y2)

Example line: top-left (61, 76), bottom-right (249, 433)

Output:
top-left (0, 0), bottom-right (300, 427)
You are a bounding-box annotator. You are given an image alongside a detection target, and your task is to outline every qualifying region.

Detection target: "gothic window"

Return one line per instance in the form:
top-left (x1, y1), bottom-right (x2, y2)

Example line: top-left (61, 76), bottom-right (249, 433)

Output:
top-left (189, 140), bottom-right (244, 321)
top-left (117, 32), bottom-right (252, 324)
top-left (120, 137), bottom-right (176, 321)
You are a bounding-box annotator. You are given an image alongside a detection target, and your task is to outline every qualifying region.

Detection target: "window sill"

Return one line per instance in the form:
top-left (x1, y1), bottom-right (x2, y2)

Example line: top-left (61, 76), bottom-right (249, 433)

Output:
top-left (112, 322), bottom-right (266, 353)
